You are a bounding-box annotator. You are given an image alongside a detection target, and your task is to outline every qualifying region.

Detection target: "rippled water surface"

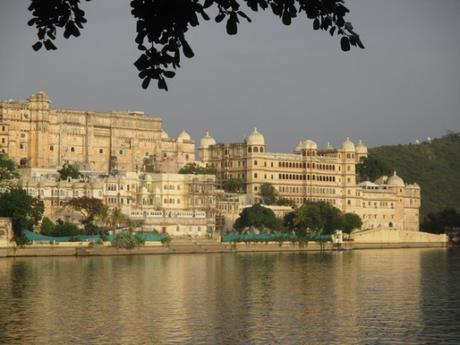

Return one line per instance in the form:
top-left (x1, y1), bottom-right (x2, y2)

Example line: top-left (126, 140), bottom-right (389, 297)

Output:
top-left (1, 249), bottom-right (460, 344)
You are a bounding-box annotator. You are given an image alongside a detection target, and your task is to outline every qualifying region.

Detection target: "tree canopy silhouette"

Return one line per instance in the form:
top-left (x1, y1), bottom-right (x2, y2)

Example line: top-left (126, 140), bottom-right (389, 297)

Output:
top-left (28, 0), bottom-right (364, 91)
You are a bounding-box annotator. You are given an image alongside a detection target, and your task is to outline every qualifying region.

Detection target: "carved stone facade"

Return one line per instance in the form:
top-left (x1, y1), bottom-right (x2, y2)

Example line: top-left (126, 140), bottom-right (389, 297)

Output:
top-left (0, 91), bottom-right (194, 173)
top-left (20, 169), bottom-right (216, 238)
top-left (199, 129), bottom-right (421, 231)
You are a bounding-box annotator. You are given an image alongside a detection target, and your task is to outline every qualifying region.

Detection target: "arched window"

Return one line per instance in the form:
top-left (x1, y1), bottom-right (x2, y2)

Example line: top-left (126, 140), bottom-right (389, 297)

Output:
top-left (248, 147), bottom-right (252, 153)
top-left (253, 147), bottom-right (259, 153)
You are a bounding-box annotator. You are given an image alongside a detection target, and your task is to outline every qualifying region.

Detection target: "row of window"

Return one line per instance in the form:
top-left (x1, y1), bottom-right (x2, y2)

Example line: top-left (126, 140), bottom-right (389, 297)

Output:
top-left (278, 161), bottom-right (336, 170)
top-left (278, 186), bottom-right (337, 195)
top-left (277, 173), bottom-right (336, 182)
top-left (164, 184), bottom-right (181, 191)
top-left (247, 146), bottom-right (264, 153)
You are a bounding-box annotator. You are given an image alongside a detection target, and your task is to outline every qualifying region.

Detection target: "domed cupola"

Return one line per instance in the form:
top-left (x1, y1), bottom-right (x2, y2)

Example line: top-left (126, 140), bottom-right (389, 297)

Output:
top-left (177, 130), bottom-right (191, 142)
top-left (28, 90), bottom-right (51, 110)
top-left (324, 142), bottom-right (334, 150)
top-left (161, 129), bottom-right (169, 139)
top-left (304, 139), bottom-right (317, 150)
top-left (199, 130), bottom-right (216, 149)
top-left (356, 139), bottom-right (368, 155)
top-left (386, 171), bottom-right (405, 187)
top-left (246, 127), bottom-right (265, 146)
top-left (295, 139), bottom-right (318, 152)
top-left (295, 140), bottom-right (304, 153)
top-left (342, 137), bottom-right (355, 152)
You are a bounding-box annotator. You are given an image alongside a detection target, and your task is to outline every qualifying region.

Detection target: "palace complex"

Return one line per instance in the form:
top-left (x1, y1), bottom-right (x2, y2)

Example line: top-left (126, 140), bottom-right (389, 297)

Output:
top-left (1, 92), bottom-right (421, 236)
top-left (0, 91), bottom-right (194, 173)
top-left (199, 128), bottom-right (420, 231)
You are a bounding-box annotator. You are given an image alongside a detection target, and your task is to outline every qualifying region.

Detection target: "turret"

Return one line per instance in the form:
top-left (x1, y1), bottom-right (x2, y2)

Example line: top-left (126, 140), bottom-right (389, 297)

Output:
top-left (246, 127), bottom-right (265, 153)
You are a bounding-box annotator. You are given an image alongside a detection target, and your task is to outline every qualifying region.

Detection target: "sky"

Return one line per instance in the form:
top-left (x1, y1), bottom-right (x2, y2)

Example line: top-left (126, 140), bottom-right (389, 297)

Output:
top-left (0, 0), bottom-right (459, 152)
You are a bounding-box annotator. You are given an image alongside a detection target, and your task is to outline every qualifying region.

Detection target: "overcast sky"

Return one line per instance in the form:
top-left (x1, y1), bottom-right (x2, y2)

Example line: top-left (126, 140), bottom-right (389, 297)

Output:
top-left (1, 0), bottom-right (459, 152)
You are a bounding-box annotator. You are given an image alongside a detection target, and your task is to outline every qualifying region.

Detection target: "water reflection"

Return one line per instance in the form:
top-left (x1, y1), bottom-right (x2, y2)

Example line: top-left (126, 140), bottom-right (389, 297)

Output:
top-left (0, 249), bottom-right (459, 344)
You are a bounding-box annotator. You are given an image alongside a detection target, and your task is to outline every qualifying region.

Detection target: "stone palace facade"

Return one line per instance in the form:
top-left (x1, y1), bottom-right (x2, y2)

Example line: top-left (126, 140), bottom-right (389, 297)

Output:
top-left (1, 92), bottom-right (421, 234)
top-left (199, 129), bottom-right (421, 231)
top-left (0, 91), bottom-right (194, 173)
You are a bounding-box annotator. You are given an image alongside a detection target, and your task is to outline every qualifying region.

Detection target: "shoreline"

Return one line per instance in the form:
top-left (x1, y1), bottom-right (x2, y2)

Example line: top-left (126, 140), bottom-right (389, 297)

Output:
top-left (0, 241), bottom-right (448, 258)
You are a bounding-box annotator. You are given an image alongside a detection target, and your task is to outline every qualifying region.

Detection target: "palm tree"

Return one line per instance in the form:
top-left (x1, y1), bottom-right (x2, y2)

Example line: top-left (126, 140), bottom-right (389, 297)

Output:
top-left (107, 207), bottom-right (128, 234)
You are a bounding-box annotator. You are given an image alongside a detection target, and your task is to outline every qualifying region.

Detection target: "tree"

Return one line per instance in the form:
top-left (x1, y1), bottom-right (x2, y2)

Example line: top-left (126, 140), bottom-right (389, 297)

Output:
top-left (276, 197), bottom-right (296, 207)
top-left (107, 207), bottom-right (130, 233)
top-left (58, 163), bottom-right (83, 180)
top-left (260, 183), bottom-right (277, 205)
top-left (0, 153), bottom-right (19, 181)
top-left (284, 201), bottom-right (350, 236)
top-left (287, 202), bottom-right (323, 236)
top-left (356, 156), bottom-right (391, 182)
top-left (27, 0), bottom-right (363, 91)
top-left (222, 178), bottom-right (245, 193)
top-left (111, 232), bottom-right (145, 249)
top-left (317, 201), bottom-right (343, 234)
top-left (234, 203), bottom-right (280, 232)
top-left (422, 208), bottom-right (460, 234)
top-left (341, 212), bottom-right (362, 234)
top-left (53, 219), bottom-right (81, 237)
top-left (40, 216), bottom-right (56, 236)
top-left (179, 163), bottom-right (216, 175)
top-left (64, 197), bottom-right (104, 234)
top-left (0, 188), bottom-right (44, 239)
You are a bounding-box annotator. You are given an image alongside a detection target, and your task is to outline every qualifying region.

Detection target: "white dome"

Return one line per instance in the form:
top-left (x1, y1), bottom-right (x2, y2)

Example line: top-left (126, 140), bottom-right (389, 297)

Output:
top-left (177, 130), bottom-right (191, 142)
top-left (356, 139), bottom-right (368, 154)
top-left (161, 130), bottom-right (169, 139)
top-left (199, 130), bottom-right (216, 148)
top-left (246, 127), bottom-right (265, 146)
top-left (304, 139), bottom-right (317, 150)
top-left (295, 139), bottom-right (317, 151)
top-left (386, 171), bottom-right (405, 187)
top-left (295, 140), bottom-right (304, 152)
top-left (342, 137), bottom-right (355, 151)
top-left (324, 142), bottom-right (334, 150)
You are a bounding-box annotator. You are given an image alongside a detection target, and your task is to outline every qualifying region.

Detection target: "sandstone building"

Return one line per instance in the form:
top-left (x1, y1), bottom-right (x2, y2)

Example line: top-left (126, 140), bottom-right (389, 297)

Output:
top-left (0, 91), bottom-right (194, 173)
top-left (20, 169), bottom-right (216, 238)
top-left (199, 129), bottom-right (420, 231)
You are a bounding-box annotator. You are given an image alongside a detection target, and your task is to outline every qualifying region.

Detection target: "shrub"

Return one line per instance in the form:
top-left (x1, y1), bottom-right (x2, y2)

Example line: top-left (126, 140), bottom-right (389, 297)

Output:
top-left (40, 217), bottom-right (56, 235)
top-left (111, 232), bottom-right (145, 249)
top-left (54, 220), bottom-right (81, 237)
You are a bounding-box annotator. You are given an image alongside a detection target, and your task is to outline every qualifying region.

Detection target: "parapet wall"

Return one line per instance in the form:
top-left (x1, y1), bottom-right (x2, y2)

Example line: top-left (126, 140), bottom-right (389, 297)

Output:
top-left (352, 228), bottom-right (447, 243)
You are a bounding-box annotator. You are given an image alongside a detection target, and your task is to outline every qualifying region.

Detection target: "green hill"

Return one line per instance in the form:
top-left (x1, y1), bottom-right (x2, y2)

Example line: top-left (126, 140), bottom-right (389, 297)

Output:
top-left (368, 133), bottom-right (460, 219)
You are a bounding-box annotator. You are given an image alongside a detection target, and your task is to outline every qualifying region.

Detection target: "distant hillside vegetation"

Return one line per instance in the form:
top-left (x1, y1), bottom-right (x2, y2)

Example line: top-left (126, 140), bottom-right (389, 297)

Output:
top-left (368, 133), bottom-right (460, 219)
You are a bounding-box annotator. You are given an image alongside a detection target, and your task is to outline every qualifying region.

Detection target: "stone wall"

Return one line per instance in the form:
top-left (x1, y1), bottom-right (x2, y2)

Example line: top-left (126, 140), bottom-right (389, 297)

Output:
top-left (352, 228), bottom-right (447, 243)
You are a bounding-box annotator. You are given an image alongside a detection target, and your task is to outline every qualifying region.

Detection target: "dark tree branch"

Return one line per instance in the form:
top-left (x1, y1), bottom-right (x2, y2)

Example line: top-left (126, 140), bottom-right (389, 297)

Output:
top-left (28, 0), bottom-right (364, 91)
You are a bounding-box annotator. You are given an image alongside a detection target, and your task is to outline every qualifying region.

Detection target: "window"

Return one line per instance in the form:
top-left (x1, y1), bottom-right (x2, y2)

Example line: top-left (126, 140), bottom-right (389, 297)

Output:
top-left (119, 149), bottom-right (123, 155)
top-left (254, 173), bottom-right (258, 178)
top-left (254, 160), bottom-right (257, 166)
top-left (1, 138), bottom-right (5, 144)
top-left (253, 147), bottom-right (259, 153)
top-left (20, 144), bottom-right (24, 149)
top-left (99, 149), bottom-right (104, 154)
top-left (71, 147), bottom-right (75, 152)
top-left (49, 145), bottom-right (54, 151)
top-left (248, 147), bottom-right (252, 153)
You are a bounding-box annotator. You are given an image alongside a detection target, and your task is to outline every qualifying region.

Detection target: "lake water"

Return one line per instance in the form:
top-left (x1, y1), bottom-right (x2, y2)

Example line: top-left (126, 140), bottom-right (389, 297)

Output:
top-left (0, 249), bottom-right (459, 345)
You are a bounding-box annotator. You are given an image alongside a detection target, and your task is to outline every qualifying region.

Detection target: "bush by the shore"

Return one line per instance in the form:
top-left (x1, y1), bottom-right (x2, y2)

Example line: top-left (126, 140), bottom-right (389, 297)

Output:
top-left (111, 232), bottom-right (145, 249)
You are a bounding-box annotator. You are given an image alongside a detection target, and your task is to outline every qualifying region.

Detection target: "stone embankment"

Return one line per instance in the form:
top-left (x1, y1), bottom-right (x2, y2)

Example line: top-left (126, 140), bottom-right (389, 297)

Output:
top-left (0, 237), bottom-right (448, 258)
